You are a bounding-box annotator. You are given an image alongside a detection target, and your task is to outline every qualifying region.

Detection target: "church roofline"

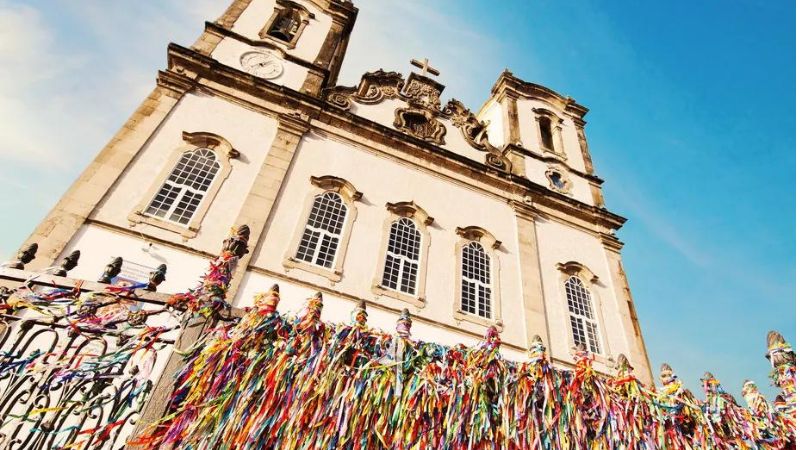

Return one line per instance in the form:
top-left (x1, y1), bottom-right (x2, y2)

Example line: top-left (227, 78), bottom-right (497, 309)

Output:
top-left (161, 43), bottom-right (627, 232)
top-left (488, 69), bottom-right (589, 121)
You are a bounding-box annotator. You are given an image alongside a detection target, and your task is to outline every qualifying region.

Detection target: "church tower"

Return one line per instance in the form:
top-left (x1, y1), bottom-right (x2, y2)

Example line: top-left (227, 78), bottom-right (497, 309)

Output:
top-left (20, 0), bottom-right (652, 381)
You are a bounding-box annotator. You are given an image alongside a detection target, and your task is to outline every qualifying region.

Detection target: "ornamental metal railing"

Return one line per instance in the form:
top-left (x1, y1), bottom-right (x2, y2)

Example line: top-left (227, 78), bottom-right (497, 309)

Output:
top-left (0, 225), bottom-right (250, 450)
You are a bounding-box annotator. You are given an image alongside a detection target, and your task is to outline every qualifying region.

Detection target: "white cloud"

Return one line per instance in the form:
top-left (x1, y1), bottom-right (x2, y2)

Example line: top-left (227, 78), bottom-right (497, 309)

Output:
top-left (338, 1), bottom-right (504, 109)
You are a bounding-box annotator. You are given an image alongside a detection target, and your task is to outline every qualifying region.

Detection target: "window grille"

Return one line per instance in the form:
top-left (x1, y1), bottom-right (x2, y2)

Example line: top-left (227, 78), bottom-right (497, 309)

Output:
top-left (565, 275), bottom-right (601, 353)
top-left (145, 148), bottom-right (220, 225)
top-left (460, 241), bottom-right (492, 318)
top-left (295, 192), bottom-right (348, 269)
top-left (381, 218), bottom-right (421, 295)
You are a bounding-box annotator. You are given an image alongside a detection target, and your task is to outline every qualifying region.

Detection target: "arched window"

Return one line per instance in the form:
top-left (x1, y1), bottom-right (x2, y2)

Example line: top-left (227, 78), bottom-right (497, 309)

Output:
top-left (381, 218), bottom-right (421, 295)
top-left (538, 116), bottom-right (554, 150)
top-left (460, 241), bottom-right (492, 319)
top-left (565, 275), bottom-right (601, 353)
top-left (295, 192), bottom-right (348, 269)
top-left (145, 148), bottom-right (220, 225)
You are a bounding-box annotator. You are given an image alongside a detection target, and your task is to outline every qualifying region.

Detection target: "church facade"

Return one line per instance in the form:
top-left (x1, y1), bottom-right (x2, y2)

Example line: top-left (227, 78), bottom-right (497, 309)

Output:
top-left (21, 0), bottom-right (652, 382)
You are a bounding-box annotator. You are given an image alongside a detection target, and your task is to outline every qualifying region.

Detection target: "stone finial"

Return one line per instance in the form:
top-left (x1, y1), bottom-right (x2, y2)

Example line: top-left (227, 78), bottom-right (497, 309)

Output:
top-left (659, 363), bottom-right (676, 386)
top-left (351, 300), bottom-right (368, 329)
top-left (145, 264), bottom-right (167, 291)
top-left (742, 380), bottom-right (769, 416)
top-left (396, 308), bottom-right (412, 339)
top-left (255, 284), bottom-right (280, 315)
top-left (53, 250), bottom-right (80, 277)
top-left (701, 371), bottom-right (720, 394)
top-left (3, 243), bottom-right (38, 269)
top-left (222, 225), bottom-right (251, 258)
top-left (298, 292), bottom-right (323, 331)
top-left (98, 257), bottom-right (123, 284)
top-left (527, 335), bottom-right (546, 360)
top-left (615, 354), bottom-right (633, 375)
top-left (766, 330), bottom-right (795, 368)
top-left (483, 325), bottom-right (500, 350)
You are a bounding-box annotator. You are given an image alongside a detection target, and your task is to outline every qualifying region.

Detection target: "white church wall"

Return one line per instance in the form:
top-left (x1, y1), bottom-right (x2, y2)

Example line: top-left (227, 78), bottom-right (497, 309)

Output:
top-left (534, 216), bottom-right (629, 372)
top-left (349, 101), bottom-right (489, 167)
top-left (210, 37), bottom-right (310, 91)
top-left (349, 99), bottom-right (405, 126)
top-left (478, 99), bottom-right (507, 148)
top-left (231, 0), bottom-right (333, 62)
top-left (234, 270), bottom-right (528, 360)
top-left (517, 98), bottom-right (588, 174)
top-left (56, 224), bottom-right (210, 294)
top-left (92, 92), bottom-right (278, 256)
top-left (251, 132), bottom-right (531, 349)
top-left (524, 158), bottom-right (595, 205)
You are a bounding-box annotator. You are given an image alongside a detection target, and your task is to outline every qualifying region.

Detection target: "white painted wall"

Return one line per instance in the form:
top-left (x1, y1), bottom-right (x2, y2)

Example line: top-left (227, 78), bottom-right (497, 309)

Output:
top-left (479, 99), bottom-right (506, 148)
top-left (234, 270), bottom-right (527, 361)
top-left (249, 131), bottom-right (531, 348)
top-left (211, 38), bottom-right (310, 91)
top-left (58, 224), bottom-right (210, 294)
top-left (231, 0), bottom-right (332, 62)
top-left (533, 216), bottom-right (635, 373)
top-left (92, 92), bottom-right (278, 255)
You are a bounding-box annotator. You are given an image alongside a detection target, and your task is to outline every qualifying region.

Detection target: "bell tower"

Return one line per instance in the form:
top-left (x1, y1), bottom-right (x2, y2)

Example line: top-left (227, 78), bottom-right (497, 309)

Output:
top-left (191, 0), bottom-right (358, 95)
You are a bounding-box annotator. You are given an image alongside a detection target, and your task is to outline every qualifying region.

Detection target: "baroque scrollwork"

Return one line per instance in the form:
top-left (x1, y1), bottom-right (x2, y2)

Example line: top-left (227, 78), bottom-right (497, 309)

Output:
top-left (442, 99), bottom-right (493, 152)
top-left (324, 69), bottom-right (513, 173)
top-left (393, 108), bottom-right (446, 145)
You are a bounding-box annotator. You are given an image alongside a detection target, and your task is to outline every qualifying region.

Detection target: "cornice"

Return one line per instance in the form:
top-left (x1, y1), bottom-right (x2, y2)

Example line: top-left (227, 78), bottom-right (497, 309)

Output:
top-left (490, 70), bottom-right (589, 121)
top-left (503, 143), bottom-right (604, 185)
top-left (163, 44), bottom-right (627, 232)
top-left (203, 22), bottom-right (329, 79)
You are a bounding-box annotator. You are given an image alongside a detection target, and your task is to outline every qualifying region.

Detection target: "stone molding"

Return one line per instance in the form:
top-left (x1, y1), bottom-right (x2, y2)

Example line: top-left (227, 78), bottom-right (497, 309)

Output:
top-left (323, 70), bottom-right (504, 159)
top-left (370, 201), bottom-right (434, 309)
top-left (282, 175), bottom-right (361, 282)
top-left (452, 225), bottom-right (503, 329)
top-left (127, 131), bottom-right (237, 239)
top-left (162, 43), bottom-right (627, 234)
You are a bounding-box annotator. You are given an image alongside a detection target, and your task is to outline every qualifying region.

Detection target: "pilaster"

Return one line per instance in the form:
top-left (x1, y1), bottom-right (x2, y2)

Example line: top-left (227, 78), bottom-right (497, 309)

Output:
top-left (509, 200), bottom-right (551, 350)
top-left (601, 235), bottom-right (654, 384)
top-left (225, 112), bottom-right (311, 300)
top-left (21, 84), bottom-right (185, 269)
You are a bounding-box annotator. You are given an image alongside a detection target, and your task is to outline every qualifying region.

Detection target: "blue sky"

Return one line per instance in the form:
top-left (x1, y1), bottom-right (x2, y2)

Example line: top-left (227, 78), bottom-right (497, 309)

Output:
top-left (0, 1), bottom-right (794, 398)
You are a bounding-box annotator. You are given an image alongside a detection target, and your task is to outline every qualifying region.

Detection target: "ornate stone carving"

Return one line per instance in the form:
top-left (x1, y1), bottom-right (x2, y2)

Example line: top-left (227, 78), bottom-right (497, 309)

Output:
top-left (358, 70), bottom-right (405, 103)
top-left (393, 107), bottom-right (446, 145)
top-left (402, 75), bottom-right (442, 110)
top-left (442, 99), bottom-right (492, 151)
top-left (485, 152), bottom-right (511, 172)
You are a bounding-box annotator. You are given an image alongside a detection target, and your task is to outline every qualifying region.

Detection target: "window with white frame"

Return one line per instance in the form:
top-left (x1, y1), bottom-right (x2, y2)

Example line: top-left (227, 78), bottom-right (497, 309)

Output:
top-left (145, 148), bottom-right (221, 225)
top-left (565, 275), bottom-right (601, 353)
top-left (381, 218), bottom-right (421, 295)
top-left (295, 192), bottom-right (348, 269)
top-left (460, 241), bottom-right (492, 318)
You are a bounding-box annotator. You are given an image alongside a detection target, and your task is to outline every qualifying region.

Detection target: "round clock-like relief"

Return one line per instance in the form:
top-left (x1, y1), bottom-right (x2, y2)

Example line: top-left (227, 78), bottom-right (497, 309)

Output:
top-left (240, 51), bottom-right (283, 79)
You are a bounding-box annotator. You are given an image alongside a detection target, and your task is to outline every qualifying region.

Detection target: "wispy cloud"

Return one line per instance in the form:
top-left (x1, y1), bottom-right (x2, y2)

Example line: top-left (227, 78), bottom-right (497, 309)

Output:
top-left (338, 1), bottom-right (504, 109)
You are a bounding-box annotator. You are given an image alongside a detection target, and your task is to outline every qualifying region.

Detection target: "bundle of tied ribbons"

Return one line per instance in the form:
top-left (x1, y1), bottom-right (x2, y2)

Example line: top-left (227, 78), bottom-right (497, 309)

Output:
top-left (131, 286), bottom-right (796, 450)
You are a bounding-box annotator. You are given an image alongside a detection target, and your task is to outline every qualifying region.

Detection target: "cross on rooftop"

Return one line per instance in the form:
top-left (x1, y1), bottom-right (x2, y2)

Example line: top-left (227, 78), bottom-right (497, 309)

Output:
top-left (410, 58), bottom-right (440, 77)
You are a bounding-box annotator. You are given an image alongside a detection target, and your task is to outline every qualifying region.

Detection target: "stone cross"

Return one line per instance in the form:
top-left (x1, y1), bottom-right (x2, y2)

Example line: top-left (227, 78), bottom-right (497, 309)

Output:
top-left (411, 58), bottom-right (440, 77)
